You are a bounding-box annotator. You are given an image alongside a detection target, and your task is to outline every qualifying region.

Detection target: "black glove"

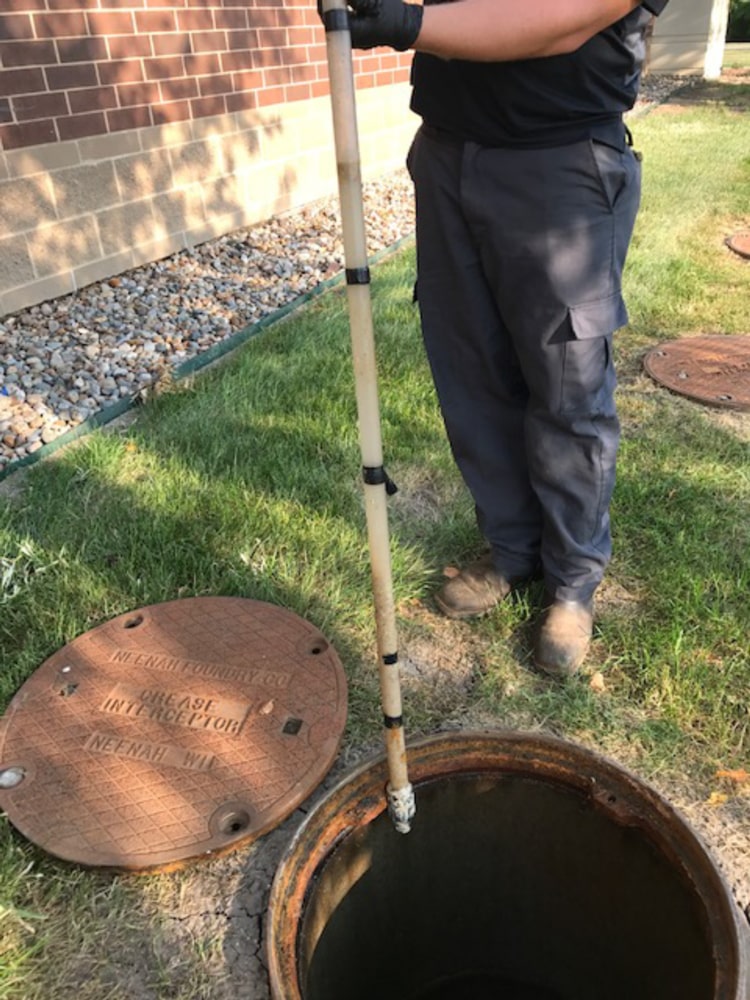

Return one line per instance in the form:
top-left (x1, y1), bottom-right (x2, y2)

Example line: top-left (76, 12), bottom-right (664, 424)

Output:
top-left (347, 0), bottom-right (423, 51)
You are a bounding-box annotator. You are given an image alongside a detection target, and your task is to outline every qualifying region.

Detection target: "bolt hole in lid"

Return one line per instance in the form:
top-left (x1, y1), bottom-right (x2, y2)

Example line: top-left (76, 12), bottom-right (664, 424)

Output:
top-left (0, 597), bottom-right (347, 872)
top-left (643, 335), bottom-right (750, 410)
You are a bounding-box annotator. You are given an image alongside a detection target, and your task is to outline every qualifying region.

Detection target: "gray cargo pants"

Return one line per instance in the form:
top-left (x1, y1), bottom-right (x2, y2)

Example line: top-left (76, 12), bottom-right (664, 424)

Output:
top-left (407, 124), bottom-right (642, 602)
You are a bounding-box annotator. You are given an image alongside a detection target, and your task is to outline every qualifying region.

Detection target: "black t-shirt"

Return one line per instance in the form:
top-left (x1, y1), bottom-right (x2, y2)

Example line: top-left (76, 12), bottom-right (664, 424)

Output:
top-left (410, 1), bottom-right (670, 149)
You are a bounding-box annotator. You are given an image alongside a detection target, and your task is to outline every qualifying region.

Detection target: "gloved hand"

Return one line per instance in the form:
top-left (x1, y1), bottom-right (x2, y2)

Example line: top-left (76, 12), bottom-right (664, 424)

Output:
top-left (347, 0), bottom-right (424, 51)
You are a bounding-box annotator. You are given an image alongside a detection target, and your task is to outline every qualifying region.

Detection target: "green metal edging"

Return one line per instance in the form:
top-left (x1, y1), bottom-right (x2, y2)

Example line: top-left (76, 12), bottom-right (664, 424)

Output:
top-left (0, 233), bottom-right (415, 484)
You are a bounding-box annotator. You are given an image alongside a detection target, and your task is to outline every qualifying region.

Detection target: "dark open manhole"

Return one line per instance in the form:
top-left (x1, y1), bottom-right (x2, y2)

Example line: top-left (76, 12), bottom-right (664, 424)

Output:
top-left (267, 732), bottom-right (750, 1000)
top-left (643, 335), bottom-right (750, 411)
top-left (726, 232), bottom-right (750, 261)
top-left (0, 597), bottom-right (347, 871)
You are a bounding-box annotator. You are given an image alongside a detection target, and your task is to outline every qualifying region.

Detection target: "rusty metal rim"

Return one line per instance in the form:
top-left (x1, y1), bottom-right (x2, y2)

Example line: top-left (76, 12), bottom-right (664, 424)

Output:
top-left (266, 730), bottom-right (749, 1000)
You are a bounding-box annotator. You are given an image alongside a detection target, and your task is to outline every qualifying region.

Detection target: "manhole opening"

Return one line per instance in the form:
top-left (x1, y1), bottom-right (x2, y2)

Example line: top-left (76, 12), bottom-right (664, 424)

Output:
top-left (299, 776), bottom-right (718, 999)
top-left (271, 737), bottom-right (745, 1000)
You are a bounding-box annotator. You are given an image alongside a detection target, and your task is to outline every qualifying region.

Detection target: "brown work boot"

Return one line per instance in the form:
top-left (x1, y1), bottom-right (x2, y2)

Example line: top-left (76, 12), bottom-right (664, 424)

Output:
top-left (534, 597), bottom-right (594, 677)
top-left (434, 553), bottom-right (512, 620)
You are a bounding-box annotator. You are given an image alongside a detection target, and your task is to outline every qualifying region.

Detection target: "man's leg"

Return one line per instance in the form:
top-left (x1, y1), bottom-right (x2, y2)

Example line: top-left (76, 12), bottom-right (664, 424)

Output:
top-left (460, 137), bottom-right (642, 671)
top-left (408, 126), bottom-right (543, 609)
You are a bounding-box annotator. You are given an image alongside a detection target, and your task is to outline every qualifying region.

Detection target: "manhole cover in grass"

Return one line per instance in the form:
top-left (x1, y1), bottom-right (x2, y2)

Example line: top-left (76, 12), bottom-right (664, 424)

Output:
top-left (643, 335), bottom-right (750, 411)
top-left (726, 232), bottom-right (750, 260)
top-left (0, 597), bottom-right (347, 872)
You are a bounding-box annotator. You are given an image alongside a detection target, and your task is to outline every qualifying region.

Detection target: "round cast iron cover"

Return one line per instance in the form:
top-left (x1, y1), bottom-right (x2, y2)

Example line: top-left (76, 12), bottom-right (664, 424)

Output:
top-left (726, 232), bottom-right (750, 260)
top-left (0, 597), bottom-right (347, 871)
top-left (643, 335), bottom-right (750, 411)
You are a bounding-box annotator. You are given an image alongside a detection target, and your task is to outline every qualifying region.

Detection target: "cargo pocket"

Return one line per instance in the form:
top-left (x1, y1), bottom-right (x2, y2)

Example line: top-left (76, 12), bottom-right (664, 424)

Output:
top-left (560, 292), bottom-right (628, 414)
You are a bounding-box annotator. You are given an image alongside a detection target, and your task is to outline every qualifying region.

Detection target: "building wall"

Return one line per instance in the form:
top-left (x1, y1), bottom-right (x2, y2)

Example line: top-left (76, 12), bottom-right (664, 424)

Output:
top-left (649, 0), bottom-right (730, 78)
top-left (0, 0), bottom-right (417, 317)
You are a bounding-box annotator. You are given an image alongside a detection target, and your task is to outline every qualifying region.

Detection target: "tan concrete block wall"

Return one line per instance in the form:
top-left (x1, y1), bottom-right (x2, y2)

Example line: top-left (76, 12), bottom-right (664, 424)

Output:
top-left (0, 82), bottom-right (418, 317)
top-left (650, 0), bottom-right (729, 76)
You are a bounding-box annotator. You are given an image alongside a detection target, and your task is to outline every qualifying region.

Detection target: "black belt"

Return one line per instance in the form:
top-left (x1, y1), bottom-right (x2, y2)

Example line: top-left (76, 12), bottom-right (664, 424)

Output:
top-left (421, 119), bottom-right (628, 152)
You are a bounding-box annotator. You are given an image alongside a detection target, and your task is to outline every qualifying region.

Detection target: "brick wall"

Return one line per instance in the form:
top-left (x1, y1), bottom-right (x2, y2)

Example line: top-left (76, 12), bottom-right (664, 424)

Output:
top-left (0, 0), bottom-right (411, 151)
top-left (0, 1), bottom-right (417, 315)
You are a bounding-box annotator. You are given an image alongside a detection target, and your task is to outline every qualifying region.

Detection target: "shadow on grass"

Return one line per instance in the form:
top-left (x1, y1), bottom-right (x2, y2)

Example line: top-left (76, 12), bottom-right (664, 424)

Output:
top-left (2, 270), bottom-right (747, 717)
top-left (0, 261), bottom-right (441, 695)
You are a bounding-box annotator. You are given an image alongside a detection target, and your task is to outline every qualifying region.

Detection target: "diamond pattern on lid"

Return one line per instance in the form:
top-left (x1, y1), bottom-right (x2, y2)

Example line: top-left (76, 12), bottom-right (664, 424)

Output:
top-left (0, 597), bottom-right (347, 871)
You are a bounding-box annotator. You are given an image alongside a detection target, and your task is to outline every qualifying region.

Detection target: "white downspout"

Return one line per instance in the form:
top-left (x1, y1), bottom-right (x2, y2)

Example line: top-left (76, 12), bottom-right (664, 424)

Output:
top-left (705, 0), bottom-right (730, 80)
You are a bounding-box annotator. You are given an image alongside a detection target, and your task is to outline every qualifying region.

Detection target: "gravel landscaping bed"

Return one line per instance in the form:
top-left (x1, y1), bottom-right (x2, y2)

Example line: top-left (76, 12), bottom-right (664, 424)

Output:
top-left (0, 75), bottom-right (693, 477)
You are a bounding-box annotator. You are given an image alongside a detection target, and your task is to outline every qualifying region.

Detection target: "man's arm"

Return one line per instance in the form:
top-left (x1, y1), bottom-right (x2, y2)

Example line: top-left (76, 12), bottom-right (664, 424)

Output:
top-left (415, 0), bottom-right (643, 61)
top-left (338, 0), bottom-right (651, 57)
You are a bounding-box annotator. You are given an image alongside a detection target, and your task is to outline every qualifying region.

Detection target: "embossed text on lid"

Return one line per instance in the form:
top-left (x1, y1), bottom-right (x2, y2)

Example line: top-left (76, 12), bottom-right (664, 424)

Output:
top-left (0, 597), bottom-right (347, 872)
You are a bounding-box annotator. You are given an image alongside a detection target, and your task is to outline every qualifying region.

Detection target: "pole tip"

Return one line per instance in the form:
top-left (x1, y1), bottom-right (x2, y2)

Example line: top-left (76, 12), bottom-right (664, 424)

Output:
top-left (386, 781), bottom-right (416, 835)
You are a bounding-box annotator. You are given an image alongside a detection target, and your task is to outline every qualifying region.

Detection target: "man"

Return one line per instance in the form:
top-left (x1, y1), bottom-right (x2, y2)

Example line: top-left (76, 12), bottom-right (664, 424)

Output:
top-left (332, 1), bottom-right (669, 675)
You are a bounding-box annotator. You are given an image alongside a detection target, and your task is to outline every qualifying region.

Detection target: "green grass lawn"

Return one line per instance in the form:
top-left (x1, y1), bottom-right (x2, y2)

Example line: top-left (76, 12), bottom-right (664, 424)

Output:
top-left (1, 84), bottom-right (749, 998)
top-left (724, 45), bottom-right (750, 69)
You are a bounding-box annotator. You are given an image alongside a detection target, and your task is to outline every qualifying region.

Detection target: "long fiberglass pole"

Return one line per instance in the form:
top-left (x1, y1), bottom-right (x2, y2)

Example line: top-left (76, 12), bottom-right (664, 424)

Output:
top-left (321, 0), bottom-right (415, 834)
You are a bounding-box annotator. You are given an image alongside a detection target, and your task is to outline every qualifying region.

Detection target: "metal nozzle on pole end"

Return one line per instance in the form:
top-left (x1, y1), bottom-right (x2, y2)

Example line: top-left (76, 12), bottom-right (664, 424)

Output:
top-left (386, 781), bottom-right (416, 834)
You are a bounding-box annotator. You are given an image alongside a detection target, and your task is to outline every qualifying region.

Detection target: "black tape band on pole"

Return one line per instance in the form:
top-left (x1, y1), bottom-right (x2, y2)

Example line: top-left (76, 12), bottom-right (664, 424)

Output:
top-left (346, 267), bottom-right (371, 285)
top-left (384, 715), bottom-right (404, 729)
top-left (323, 9), bottom-right (349, 32)
top-left (382, 653), bottom-right (398, 665)
top-left (363, 466), bottom-right (398, 495)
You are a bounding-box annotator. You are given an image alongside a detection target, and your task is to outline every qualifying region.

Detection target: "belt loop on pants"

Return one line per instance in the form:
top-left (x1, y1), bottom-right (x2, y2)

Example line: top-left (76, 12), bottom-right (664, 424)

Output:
top-left (624, 124), bottom-right (643, 161)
